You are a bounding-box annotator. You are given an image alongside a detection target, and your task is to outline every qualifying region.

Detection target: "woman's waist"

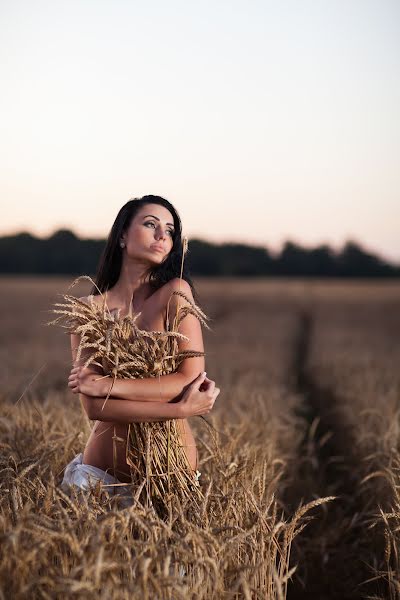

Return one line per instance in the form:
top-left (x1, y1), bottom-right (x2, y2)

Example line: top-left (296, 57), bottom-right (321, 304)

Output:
top-left (88, 419), bottom-right (195, 443)
top-left (83, 418), bottom-right (197, 480)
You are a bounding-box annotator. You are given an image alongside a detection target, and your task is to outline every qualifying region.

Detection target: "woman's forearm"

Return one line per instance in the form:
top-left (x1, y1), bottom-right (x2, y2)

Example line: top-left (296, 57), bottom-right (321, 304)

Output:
top-left (80, 393), bottom-right (183, 423)
top-left (103, 371), bottom-right (191, 403)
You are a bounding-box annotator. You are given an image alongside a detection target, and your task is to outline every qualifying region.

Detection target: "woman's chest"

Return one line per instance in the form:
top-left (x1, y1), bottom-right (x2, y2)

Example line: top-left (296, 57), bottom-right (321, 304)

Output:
top-left (135, 307), bottom-right (166, 333)
top-left (111, 289), bottom-right (168, 334)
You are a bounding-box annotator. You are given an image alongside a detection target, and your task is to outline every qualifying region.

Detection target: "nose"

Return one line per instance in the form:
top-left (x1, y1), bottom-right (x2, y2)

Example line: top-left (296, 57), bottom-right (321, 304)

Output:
top-left (155, 226), bottom-right (167, 241)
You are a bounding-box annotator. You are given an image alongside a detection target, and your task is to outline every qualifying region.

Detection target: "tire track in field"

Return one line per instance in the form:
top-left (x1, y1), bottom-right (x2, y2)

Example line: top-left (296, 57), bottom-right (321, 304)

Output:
top-left (283, 308), bottom-right (384, 600)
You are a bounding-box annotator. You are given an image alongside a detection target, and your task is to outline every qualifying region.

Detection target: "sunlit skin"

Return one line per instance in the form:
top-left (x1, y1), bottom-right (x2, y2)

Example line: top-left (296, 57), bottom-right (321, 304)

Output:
top-left (68, 203), bottom-right (220, 482)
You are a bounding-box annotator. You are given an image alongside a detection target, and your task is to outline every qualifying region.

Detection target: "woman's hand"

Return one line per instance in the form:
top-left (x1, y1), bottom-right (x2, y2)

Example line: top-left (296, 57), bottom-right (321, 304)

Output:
top-left (68, 365), bottom-right (108, 397)
top-left (177, 372), bottom-right (220, 418)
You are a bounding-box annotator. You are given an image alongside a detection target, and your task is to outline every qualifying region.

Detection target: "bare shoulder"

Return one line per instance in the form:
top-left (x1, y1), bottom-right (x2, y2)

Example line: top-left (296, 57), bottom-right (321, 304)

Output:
top-left (160, 279), bottom-right (197, 327)
top-left (163, 278), bottom-right (194, 302)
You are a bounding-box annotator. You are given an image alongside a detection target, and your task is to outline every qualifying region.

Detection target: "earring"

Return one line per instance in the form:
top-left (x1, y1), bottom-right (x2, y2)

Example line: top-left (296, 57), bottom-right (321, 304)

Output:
top-left (120, 241), bottom-right (125, 248)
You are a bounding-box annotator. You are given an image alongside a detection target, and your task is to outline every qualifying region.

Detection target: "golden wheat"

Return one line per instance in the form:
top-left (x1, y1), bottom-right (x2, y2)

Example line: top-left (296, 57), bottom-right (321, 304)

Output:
top-left (2, 276), bottom-right (380, 597)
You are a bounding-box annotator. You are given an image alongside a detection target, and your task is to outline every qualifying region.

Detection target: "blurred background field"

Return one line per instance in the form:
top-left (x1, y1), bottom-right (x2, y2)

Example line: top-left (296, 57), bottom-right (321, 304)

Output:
top-left (1, 275), bottom-right (399, 598)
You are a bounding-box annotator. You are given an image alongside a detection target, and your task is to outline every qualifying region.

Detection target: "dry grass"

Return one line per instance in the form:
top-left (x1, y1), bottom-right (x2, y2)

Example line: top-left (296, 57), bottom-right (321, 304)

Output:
top-left (0, 398), bottom-right (333, 599)
top-left (1, 276), bottom-right (399, 598)
top-left (304, 280), bottom-right (400, 598)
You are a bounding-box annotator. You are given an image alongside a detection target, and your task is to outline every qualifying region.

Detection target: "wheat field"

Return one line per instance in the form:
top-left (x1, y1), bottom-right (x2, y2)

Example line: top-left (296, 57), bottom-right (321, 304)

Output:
top-left (0, 276), bottom-right (399, 599)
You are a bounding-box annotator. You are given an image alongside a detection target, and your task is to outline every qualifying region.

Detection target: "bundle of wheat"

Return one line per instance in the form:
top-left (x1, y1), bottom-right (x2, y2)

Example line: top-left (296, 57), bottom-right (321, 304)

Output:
top-left (49, 268), bottom-right (211, 517)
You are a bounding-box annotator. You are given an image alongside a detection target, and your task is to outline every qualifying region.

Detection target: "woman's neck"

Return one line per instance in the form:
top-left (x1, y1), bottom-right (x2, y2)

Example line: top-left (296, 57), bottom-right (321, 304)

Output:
top-left (108, 259), bottom-right (150, 308)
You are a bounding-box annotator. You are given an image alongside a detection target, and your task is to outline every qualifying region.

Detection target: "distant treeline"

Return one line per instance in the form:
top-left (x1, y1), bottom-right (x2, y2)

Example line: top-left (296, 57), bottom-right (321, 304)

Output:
top-left (0, 230), bottom-right (399, 277)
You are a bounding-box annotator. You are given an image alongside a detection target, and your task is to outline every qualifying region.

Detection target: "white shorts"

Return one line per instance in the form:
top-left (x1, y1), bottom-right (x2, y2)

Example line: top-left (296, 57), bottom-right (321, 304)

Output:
top-left (60, 453), bottom-right (134, 508)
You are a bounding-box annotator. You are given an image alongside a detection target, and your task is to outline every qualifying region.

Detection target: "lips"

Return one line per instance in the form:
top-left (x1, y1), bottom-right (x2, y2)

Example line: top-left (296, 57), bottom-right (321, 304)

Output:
top-left (151, 245), bottom-right (164, 253)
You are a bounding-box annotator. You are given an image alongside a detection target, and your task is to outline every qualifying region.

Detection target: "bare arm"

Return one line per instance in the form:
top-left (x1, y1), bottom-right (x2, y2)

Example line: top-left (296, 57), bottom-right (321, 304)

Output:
top-left (70, 352), bottom-right (189, 404)
top-left (71, 318), bottom-right (218, 422)
top-left (81, 369), bottom-right (217, 422)
top-left (104, 372), bottom-right (192, 403)
top-left (71, 323), bottom-right (183, 422)
top-left (80, 393), bottom-right (183, 423)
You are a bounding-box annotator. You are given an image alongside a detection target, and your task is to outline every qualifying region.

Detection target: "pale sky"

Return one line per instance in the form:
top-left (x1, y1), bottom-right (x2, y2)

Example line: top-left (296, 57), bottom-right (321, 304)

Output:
top-left (1, 0), bottom-right (399, 262)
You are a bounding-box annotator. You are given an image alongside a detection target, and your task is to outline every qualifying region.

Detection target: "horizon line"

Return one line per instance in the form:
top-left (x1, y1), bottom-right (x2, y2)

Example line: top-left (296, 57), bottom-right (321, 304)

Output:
top-left (0, 226), bottom-right (399, 266)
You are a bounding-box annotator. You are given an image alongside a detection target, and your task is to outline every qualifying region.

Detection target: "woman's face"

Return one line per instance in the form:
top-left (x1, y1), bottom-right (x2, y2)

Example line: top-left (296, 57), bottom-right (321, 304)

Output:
top-left (121, 203), bottom-right (176, 265)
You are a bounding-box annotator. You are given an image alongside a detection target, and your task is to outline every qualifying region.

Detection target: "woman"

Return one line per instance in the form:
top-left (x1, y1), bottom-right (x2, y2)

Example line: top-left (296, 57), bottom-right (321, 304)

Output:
top-left (61, 195), bottom-right (220, 506)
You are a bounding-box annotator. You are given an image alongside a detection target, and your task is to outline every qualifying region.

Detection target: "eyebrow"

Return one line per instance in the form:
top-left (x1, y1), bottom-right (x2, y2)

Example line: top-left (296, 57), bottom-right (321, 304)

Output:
top-left (143, 214), bottom-right (175, 228)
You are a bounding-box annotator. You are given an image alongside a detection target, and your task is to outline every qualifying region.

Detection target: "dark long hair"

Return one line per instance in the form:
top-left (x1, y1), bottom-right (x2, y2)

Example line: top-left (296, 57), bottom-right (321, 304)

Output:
top-left (91, 195), bottom-right (197, 301)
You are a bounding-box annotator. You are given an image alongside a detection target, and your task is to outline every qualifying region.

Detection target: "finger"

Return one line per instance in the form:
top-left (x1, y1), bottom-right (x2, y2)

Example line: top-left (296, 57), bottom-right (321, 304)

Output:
top-left (199, 380), bottom-right (210, 392)
top-left (196, 371), bottom-right (207, 380)
top-left (69, 372), bottom-right (80, 380)
top-left (191, 372), bottom-right (207, 388)
top-left (206, 380), bottom-right (215, 395)
top-left (208, 390), bottom-right (219, 407)
top-left (200, 377), bottom-right (215, 390)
